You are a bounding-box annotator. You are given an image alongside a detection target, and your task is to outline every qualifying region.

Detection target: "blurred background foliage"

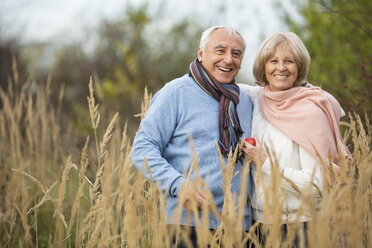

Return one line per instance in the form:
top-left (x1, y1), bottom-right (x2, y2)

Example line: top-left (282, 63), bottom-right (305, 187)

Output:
top-left (49, 4), bottom-right (203, 136)
top-left (282, 0), bottom-right (372, 118)
top-left (1, 3), bottom-right (203, 139)
top-left (1, 0), bottom-right (371, 142)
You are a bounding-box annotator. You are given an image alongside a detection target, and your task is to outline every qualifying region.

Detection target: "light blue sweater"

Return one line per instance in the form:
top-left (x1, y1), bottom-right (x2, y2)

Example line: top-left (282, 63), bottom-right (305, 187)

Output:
top-left (131, 74), bottom-right (253, 229)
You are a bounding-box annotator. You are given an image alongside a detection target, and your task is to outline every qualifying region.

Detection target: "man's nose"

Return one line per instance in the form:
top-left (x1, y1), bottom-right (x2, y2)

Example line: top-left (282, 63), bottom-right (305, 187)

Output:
top-left (223, 53), bottom-right (234, 64)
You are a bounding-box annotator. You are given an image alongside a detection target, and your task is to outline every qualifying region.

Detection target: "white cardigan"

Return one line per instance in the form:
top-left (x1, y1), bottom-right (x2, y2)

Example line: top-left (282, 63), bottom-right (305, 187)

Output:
top-left (239, 84), bottom-right (324, 224)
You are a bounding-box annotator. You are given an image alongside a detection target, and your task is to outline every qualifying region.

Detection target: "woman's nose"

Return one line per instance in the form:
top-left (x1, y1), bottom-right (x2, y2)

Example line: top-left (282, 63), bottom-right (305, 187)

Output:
top-left (277, 61), bottom-right (286, 70)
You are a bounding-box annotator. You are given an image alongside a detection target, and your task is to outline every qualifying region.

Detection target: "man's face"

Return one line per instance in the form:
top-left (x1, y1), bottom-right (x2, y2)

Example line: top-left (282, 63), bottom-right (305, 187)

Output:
top-left (197, 29), bottom-right (244, 84)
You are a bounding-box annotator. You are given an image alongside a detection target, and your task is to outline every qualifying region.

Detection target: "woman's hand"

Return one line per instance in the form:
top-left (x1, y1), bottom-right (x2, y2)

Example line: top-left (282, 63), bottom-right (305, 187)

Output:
top-left (242, 138), bottom-right (267, 167)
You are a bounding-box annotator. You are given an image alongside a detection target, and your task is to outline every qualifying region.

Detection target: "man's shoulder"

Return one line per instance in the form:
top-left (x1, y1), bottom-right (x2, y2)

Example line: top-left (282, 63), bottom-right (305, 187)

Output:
top-left (161, 74), bottom-right (196, 92)
top-left (151, 74), bottom-right (199, 103)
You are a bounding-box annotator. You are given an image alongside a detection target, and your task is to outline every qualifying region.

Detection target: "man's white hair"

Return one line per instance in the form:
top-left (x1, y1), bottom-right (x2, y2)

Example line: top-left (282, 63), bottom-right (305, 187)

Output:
top-left (199, 25), bottom-right (246, 56)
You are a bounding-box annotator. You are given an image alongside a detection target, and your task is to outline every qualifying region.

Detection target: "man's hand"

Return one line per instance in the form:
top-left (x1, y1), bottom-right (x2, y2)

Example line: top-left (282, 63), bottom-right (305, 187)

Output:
top-left (179, 181), bottom-right (208, 212)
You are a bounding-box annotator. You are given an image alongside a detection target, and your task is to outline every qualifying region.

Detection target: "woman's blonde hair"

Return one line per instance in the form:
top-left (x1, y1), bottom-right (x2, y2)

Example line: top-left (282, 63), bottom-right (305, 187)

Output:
top-left (253, 32), bottom-right (310, 87)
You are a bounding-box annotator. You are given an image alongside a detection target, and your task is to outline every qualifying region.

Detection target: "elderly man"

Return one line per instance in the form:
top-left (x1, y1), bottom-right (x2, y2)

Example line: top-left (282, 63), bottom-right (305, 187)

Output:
top-left (131, 25), bottom-right (253, 246)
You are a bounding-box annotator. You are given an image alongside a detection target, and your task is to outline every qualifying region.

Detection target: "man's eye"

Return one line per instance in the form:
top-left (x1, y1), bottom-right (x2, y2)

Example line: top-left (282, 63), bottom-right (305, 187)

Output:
top-left (232, 52), bottom-right (241, 58)
top-left (216, 50), bottom-right (224, 54)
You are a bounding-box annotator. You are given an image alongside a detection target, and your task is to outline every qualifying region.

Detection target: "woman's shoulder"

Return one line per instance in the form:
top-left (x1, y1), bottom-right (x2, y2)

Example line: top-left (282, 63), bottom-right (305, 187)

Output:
top-left (305, 84), bottom-right (345, 117)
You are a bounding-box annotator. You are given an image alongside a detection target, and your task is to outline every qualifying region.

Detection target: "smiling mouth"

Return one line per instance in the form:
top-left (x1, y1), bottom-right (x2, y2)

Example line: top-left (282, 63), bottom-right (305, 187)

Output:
top-left (218, 66), bottom-right (233, 72)
top-left (274, 75), bottom-right (288, 78)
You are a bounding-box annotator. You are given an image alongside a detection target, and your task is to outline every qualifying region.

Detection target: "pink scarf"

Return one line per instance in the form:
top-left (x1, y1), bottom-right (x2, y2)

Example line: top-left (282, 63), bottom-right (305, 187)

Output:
top-left (259, 85), bottom-right (351, 171)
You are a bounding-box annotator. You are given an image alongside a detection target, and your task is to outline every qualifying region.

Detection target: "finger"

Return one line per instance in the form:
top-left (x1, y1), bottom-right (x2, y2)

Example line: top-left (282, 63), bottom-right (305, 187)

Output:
top-left (244, 141), bottom-right (256, 149)
top-left (242, 145), bottom-right (254, 154)
top-left (195, 196), bottom-right (208, 210)
top-left (193, 191), bottom-right (204, 203)
top-left (183, 200), bottom-right (191, 211)
top-left (242, 144), bottom-right (250, 152)
top-left (196, 190), bottom-right (209, 204)
top-left (196, 188), bottom-right (206, 198)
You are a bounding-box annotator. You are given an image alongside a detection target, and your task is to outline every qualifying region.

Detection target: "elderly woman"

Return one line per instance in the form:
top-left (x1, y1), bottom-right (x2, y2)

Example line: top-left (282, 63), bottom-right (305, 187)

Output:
top-left (240, 32), bottom-right (351, 245)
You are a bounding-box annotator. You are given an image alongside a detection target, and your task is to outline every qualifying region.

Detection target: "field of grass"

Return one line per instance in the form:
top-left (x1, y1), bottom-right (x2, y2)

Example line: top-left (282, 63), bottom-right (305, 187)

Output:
top-left (0, 76), bottom-right (371, 247)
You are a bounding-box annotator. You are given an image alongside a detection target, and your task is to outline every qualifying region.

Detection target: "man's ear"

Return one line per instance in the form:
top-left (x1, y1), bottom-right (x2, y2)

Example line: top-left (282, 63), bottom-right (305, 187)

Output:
top-left (197, 47), bottom-right (203, 62)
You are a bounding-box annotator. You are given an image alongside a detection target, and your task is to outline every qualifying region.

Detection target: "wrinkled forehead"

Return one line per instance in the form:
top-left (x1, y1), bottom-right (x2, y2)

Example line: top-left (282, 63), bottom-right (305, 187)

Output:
top-left (208, 30), bottom-right (244, 50)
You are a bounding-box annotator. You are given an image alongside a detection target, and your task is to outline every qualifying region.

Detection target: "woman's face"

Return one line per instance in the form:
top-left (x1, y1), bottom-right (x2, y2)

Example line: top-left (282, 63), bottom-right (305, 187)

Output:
top-left (265, 42), bottom-right (298, 91)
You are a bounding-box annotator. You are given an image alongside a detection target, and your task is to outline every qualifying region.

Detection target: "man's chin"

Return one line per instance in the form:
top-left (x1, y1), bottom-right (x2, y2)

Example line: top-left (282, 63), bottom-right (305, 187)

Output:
top-left (218, 78), bottom-right (234, 84)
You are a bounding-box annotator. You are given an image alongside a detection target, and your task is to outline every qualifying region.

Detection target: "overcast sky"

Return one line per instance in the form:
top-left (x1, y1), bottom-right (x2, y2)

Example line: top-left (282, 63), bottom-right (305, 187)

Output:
top-left (1, 0), bottom-right (302, 81)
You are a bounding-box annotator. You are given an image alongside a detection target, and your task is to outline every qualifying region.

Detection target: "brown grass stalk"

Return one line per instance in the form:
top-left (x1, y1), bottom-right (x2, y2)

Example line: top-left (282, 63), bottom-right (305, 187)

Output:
top-left (1, 78), bottom-right (371, 247)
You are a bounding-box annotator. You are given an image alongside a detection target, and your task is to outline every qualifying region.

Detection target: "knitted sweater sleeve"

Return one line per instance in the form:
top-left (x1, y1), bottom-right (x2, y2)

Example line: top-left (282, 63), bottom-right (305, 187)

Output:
top-left (131, 84), bottom-right (185, 198)
top-left (260, 125), bottom-right (324, 196)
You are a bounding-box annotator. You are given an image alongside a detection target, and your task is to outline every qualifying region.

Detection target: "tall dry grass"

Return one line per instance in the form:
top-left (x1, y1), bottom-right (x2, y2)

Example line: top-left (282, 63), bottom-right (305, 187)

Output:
top-left (0, 73), bottom-right (371, 247)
